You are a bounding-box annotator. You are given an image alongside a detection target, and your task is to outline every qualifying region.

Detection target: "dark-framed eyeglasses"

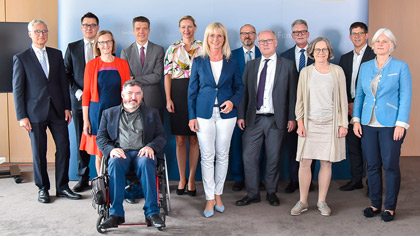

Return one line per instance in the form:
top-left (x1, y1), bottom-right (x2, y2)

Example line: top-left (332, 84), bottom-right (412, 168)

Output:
top-left (32, 30), bottom-right (48, 35)
top-left (351, 32), bottom-right (366, 37)
top-left (240, 32), bottom-right (256, 36)
top-left (314, 48), bottom-right (329, 54)
top-left (292, 30), bottom-right (308, 36)
top-left (258, 39), bottom-right (275, 45)
top-left (82, 24), bottom-right (98, 29)
top-left (98, 40), bottom-right (113, 46)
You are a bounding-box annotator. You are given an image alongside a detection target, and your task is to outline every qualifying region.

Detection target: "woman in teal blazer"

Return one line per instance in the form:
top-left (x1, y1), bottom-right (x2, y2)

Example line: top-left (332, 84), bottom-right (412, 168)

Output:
top-left (353, 28), bottom-right (412, 222)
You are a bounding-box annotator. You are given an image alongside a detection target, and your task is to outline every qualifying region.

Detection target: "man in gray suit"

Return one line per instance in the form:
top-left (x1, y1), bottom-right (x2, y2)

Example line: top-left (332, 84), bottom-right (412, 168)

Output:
top-left (236, 30), bottom-right (298, 207)
top-left (121, 16), bottom-right (164, 122)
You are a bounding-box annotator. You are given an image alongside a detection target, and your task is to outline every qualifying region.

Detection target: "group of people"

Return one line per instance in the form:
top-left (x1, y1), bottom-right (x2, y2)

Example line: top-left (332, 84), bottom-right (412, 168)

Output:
top-left (12, 11), bottom-right (411, 231)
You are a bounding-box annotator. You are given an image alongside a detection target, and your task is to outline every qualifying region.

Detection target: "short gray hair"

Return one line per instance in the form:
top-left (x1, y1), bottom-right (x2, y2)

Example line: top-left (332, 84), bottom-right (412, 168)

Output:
top-left (371, 28), bottom-right (397, 54)
top-left (123, 79), bottom-right (143, 91)
top-left (291, 19), bottom-right (308, 30)
top-left (307, 37), bottom-right (334, 60)
top-left (28, 19), bottom-right (48, 32)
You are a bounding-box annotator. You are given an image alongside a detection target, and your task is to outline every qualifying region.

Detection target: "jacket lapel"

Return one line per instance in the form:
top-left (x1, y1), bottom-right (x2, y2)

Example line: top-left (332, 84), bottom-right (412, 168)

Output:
top-left (273, 56), bottom-right (282, 89)
top-left (30, 47), bottom-right (48, 81)
top-left (253, 57), bottom-right (262, 91)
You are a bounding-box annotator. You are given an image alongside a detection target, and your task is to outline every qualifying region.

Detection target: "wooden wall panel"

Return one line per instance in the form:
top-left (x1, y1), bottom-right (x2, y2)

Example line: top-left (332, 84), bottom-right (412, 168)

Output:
top-left (369, 0), bottom-right (420, 156)
top-left (0, 0), bottom-right (5, 21)
top-left (0, 94), bottom-right (9, 161)
top-left (8, 93), bottom-right (56, 163)
top-left (5, 0), bottom-right (57, 47)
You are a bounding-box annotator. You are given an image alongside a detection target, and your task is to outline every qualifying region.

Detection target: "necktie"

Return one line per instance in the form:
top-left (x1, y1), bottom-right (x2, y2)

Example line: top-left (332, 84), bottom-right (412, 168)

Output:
top-left (38, 50), bottom-right (48, 77)
top-left (256, 59), bottom-right (269, 110)
top-left (140, 46), bottom-right (145, 67)
top-left (298, 48), bottom-right (305, 72)
top-left (246, 51), bottom-right (252, 63)
top-left (86, 42), bottom-right (94, 63)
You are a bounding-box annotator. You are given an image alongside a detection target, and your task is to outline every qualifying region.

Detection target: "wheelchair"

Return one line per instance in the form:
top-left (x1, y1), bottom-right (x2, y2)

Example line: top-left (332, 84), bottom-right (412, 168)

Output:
top-left (92, 153), bottom-right (171, 233)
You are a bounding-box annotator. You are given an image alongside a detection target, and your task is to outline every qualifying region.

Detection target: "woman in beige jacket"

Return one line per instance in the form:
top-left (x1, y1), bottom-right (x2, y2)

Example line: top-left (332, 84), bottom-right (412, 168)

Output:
top-left (291, 37), bottom-right (348, 217)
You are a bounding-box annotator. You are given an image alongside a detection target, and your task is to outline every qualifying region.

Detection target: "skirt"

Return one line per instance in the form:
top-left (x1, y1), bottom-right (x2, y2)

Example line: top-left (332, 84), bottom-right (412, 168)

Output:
top-left (302, 119), bottom-right (333, 161)
top-left (170, 78), bottom-right (195, 136)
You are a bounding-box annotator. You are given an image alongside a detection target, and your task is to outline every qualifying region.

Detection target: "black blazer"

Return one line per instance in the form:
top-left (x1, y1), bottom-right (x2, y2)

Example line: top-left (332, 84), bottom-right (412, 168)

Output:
top-left (64, 39), bottom-right (86, 110)
top-left (338, 45), bottom-right (376, 103)
top-left (238, 55), bottom-right (298, 129)
top-left (96, 104), bottom-right (167, 159)
top-left (13, 47), bottom-right (71, 123)
top-left (280, 45), bottom-right (314, 72)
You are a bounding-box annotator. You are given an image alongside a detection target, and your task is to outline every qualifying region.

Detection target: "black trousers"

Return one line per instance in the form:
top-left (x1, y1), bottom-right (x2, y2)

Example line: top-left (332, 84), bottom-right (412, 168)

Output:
top-left (72, 107), bottom-right (91, 181)
top-left (29, 104), bottom-right (70, 191)
top-left (346, 123), bottom-right (365, 182)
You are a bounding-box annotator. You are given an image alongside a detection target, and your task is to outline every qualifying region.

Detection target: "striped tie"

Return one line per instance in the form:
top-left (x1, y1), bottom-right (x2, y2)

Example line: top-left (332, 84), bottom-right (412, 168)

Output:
top-left (298, 49), bottom-right (305, 72)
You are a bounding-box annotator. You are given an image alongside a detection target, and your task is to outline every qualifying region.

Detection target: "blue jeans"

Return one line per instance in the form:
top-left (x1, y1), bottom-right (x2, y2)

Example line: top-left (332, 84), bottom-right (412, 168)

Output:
top-left (108, 150), bottom-right (158, 217)
top-left (362, 126), bottom-right (405, 211)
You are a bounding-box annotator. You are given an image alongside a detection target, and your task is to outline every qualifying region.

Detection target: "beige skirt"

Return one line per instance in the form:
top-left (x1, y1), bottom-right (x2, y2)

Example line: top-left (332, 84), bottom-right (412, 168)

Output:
top-left (302, 119), bottom-right (333, 161)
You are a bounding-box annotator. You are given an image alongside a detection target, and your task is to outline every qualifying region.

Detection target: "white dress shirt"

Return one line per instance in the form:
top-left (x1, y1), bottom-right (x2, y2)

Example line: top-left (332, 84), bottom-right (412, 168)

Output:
top-left (294, 44), bottom-right (308, 71)
top-left (136, 41), bottom-right (149, 60)
top-left (350, 43), bottom-right (367, 99)
top-left (242, 46), bottom-right (256, 63)
top-left (256, 53), bottom-right (277, 114)
top-left (32, 44), bottom-right (49, 74)
top-left (210, 60), bottom-right (223, 104)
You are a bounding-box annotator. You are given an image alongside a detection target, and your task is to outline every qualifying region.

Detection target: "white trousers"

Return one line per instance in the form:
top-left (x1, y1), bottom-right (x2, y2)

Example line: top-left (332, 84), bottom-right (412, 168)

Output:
top-left (197, 107), bottom-right (236, 200)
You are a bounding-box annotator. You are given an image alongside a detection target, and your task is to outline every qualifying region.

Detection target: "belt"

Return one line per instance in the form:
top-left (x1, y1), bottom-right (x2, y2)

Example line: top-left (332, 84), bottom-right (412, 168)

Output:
top-left (256, 113), bottom-right (274, 117)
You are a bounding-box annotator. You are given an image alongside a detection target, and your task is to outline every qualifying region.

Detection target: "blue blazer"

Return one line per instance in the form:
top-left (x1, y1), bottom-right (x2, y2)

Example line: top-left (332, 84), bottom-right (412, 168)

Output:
top-left (188, 56), bottom-right (244, 120)
top-left (280, 45), bottom-right (314, 73)
top-left (353, 57), bottom-right (412, 126)
top-left (231, 46), bottom-right (261, 73)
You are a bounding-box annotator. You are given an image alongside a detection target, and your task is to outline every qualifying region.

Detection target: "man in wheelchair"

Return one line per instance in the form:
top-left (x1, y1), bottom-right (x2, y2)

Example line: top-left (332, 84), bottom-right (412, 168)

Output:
top-left (96, 80), bottom-right (166, 229)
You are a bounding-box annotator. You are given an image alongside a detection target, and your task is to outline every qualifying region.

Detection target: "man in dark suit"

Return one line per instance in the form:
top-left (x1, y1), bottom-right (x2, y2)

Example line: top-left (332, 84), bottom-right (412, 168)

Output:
top-left (96, 80), bottom-right (166, 229)
top-left (12, 19), bottom-right (81, 203)
top-left (230, 24), bottom-right (262, 192)
top-left (120, 16), bottom-right (164, 122)
top-left (236, 30), bottom-right (297, 207)
top-left (280, 19), bottom-right (315, 194)
top-left (64, 12), bottom-right (100, 192)
top-left (338, 22), bottom-right (375, 192)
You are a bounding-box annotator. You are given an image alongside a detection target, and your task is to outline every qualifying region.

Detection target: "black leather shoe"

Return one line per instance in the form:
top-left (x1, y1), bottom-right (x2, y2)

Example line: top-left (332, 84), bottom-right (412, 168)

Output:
top-left (176, 183), bottom-right (186, 195)
top-left (236, 196), bottom-right (261, 206)
top-left (100, 215), bottom-right (125, 229)
top-left (259, 181), bottom-right (266, 191)
top-left (38, 189), bottom-right (50, 203)
top-left (381, 211), bottom-right (395, 222)
top-left (284, 180), bottom-right (299, 193)
top-left (309, 181), bottom-right (315, 192)
top-left (125, 198), bottom-right (136, 204)
top-left (56, 189), bottom-right (82, 200)
top-left (339, 180), bottom-right (363, 191)
top-left (363, 207), bottom-right (381, 218)
top-left (187, 189), bottom-right (196, 196)
top-left (72, 179), bottom-right (89, 192)
top-left (266, 193), bottom-right (280, 206)
top-left (146, 214), bottom-right (165, 228)
top-left (232, 181), bottom-right (245, 191)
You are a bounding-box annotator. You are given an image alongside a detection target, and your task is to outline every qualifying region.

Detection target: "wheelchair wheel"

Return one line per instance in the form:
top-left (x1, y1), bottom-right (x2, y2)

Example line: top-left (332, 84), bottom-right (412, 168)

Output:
top-left (96, 213), bottom-right (107, 234)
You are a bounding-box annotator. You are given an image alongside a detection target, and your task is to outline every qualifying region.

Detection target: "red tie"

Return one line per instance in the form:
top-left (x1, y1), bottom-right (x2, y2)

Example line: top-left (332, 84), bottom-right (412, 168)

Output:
top-left (140, 46), bottom-right (145, 67)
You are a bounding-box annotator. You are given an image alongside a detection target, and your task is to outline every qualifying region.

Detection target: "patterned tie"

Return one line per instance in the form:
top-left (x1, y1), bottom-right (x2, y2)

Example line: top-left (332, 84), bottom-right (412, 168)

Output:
top-left (86, 42), bottom-right (94, 63)
top-left (298, 48), bottom-right (305, 72)
top-left (140, 46), bottom-right (145, 67)
top-left (38, 50), bottom-right (48, 77)
top-left (246, 51), bottom-right (252, 63)
top-left (256, 59), bottom-right (269, 110)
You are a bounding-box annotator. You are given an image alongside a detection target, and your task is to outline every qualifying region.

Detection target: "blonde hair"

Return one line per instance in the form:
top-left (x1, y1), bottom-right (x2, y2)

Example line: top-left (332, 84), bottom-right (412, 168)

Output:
top-left (93, 30), bottom-right (116, 56)
top-left (179, 15), bottom-right (196, 27)
top-left (202, 22), bottom-right (231, 59)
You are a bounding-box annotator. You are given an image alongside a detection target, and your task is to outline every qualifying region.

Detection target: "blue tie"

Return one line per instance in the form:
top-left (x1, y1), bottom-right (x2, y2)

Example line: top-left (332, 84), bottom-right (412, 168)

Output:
top-left (246, 51), bottom-right (252, 62)
top-left (298, 49), bottom-right (305, 72)
top-left (256, 59), bottom-right (269, 110)
top-left (38, 50), bottom-right (48, 77)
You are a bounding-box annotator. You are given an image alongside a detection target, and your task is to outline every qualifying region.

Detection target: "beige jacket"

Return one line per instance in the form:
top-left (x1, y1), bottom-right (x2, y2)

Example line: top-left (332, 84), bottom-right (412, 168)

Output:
top-left (295, 64), bottom-right (348, 162)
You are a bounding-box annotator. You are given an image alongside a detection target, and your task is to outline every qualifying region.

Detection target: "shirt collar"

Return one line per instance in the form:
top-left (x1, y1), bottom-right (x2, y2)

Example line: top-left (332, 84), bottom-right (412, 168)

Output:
top-left (374, 56), bottom-right (392, 69)
top-left (242, 45), bottom-right (256, 54)
top-left (261, 53), bottom-right (277, 62)
top-left (137, 41), bottom-right (149, 50)
top-left (32, 44), bottom-right (46, 53)
top-left (83, 38), bottom-right (94, 45)
top-left (353, 43), bottom-right (368, 56)
top-left (295, 44), bottom-right (308, 54)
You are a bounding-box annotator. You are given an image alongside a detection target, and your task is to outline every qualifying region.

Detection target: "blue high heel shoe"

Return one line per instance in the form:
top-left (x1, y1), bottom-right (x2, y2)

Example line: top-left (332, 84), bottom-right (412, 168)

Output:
top-left (214, 204), bottom-right (225, 213)
top-left (203, 209), bottom-right (214, 218)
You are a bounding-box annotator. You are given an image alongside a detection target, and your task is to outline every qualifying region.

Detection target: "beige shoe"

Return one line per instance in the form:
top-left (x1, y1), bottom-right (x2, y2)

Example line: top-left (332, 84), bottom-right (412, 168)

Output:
top-left (291, 201), bottom-right (308, 216)
top-left (317, 202), bottom-right (331, 216)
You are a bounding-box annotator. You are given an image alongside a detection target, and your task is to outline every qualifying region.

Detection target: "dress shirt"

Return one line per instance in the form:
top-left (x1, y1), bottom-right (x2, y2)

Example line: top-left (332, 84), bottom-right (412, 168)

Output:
top-left (117, 106), bottom-right (144, 151)
top-left (84, 38), bottom-right (95, 64)
top-left (242, 46), bottom-right (256, 63)
top-left (210, 60), bottom-right (223, 104)
top-left (32, 44), bottom-right (49, 74)
top-left (294, 44), bottom-right (308, 71)
top-left (256, 53), bottom-right (277, 114)
top-left (350, 43), bottom-right (367, 99)
top-left (136, 41), bottom-right (149, 60)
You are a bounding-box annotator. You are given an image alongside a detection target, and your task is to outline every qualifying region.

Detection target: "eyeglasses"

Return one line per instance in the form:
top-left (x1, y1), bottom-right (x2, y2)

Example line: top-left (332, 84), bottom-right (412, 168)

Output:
top-left (314, 48), bottom-right (329, 54)
top-left (258, 39), bottom-right (275, 45)
top-left (82, 24), bottom-right (98, 29)
top-left (98, 40), bottom-right (113, 46)
top-left (292, 30), bottom-right (308, 36)
top-left (351, 32), bottom-right (366, 37)
top-left (32, 30), bottom-right (48, 35)
top-left (240, 32), bottom-right (256, 36)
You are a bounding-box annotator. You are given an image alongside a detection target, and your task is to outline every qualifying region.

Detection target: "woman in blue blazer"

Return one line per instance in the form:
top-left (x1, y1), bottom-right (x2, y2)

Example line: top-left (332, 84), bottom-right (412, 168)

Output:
top-left (188, 22), bottom-right (244, 218)
top-left (353, 28), bottom-right (412, 222)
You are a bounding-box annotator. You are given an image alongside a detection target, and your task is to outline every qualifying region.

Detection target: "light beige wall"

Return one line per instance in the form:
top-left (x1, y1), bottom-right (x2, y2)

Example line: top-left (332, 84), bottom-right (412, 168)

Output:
top-left (369, 0), bottom-right (420, 156)
top-left (0, 0), bottom-right (8, 161)
top-left (5, 0), bottom-right (58, 162)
